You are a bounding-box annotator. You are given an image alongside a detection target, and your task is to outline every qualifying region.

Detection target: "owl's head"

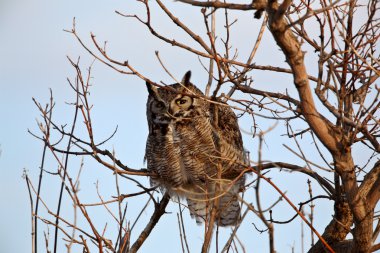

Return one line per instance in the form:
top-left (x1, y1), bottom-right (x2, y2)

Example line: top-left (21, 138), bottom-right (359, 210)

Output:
top-left (146, 71), bottom-right (207, 128)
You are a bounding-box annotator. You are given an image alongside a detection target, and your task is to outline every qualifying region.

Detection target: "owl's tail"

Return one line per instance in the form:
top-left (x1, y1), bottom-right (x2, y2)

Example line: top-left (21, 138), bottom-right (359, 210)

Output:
top-left (186, 183), bottom-right (241, 226)
top-left (217, 185), bottom-right (241, 226)
top-left (186, 197), bottom-right (208, 225)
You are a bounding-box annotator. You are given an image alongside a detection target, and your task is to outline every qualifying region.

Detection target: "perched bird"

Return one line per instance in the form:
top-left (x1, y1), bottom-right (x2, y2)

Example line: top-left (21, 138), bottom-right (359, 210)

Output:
top-left (145, 71), bottom-right (246, 226)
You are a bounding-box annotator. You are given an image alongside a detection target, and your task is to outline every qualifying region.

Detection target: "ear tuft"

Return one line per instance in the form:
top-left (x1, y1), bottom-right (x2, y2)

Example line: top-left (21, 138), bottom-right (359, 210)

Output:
top-left (181, 71), bottom-right (192, 87)
top-left (146, 81), bottom-right (159, 97)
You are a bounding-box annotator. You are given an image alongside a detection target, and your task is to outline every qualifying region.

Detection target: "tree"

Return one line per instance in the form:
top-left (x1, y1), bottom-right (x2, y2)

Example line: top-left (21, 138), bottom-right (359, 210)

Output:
top-left (27, 0), bottom-right (379, 252)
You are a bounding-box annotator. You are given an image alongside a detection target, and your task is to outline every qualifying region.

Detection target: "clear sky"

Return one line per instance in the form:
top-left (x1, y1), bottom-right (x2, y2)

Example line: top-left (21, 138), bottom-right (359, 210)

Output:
top-left (1, 0), bottom-right (363, 252)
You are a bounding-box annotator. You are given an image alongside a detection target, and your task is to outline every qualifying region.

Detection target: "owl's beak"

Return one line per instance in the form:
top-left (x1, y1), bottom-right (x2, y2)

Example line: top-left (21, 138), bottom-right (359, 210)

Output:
top-left (168, 108), bottom-right (183, 119)
top-left (168, 107), bottom-right (176, 117)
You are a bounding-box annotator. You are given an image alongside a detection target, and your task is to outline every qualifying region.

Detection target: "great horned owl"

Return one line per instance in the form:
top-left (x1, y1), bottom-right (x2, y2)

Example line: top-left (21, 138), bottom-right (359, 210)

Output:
top-left (145, 71), bottom-right (246, 226)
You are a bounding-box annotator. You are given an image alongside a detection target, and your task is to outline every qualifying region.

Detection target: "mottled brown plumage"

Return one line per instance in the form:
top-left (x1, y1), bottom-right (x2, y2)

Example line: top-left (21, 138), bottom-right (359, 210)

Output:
top-left (145, 71), bottom-right (246, 226)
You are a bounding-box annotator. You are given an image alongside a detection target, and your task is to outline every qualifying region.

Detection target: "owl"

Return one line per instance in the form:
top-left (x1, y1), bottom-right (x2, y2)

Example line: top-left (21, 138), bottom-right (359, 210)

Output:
top-left (145, 71), bottom-right (246, 226)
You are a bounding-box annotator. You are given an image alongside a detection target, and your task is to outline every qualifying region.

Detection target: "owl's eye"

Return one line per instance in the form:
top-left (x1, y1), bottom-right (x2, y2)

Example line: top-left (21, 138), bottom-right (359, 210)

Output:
top-left (153, 101), bottom-right (165, 110)
top-left (177, 99), bottom-right (187, 105)
top-left (175, 96), bottom-right (192, 106)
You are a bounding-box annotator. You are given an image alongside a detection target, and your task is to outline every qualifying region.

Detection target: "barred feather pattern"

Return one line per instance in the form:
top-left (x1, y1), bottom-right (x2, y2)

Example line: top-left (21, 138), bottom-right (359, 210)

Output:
top-left (145, 72), bottom-right (247, 226)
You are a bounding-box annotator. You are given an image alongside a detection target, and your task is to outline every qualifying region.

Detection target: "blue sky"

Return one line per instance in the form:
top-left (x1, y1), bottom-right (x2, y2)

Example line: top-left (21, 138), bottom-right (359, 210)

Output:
top-left (1, 0), bottom-right (362, 252)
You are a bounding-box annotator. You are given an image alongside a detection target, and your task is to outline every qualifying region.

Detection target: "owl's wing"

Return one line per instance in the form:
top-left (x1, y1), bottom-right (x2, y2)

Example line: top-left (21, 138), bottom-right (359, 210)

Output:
top-left (209, 102), bottom-right (246, 175)
top-left (215, 103), bottom-right (244, 150)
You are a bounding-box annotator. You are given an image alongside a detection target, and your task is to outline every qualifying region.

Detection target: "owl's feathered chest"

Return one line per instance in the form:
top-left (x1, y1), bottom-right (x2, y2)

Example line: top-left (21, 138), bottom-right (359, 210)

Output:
top-left (146, 117), bottom-right (216, 188)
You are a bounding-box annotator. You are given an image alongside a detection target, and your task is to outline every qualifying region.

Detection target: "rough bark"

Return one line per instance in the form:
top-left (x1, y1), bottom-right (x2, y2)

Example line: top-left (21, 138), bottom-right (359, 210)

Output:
top-left (265, 1), bottom-right (375, 252)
